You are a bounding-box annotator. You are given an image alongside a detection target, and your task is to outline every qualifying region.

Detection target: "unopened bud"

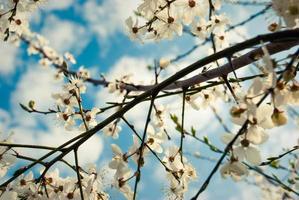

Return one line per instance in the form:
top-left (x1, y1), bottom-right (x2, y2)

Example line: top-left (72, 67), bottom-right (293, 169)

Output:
top-left (271, 108), bottom-right (287, 126)
top-left (28, 100), bottom-right (35, 110)
top-left (159, 58), bottom-right (170, 69)
top-left (193, 151), bottom-right (201, 158)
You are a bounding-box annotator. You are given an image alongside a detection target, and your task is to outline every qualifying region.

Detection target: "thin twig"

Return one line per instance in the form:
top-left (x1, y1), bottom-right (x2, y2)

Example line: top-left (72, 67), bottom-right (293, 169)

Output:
top-left (74, 148), bottom-right (84, 200)
top-left (179, 89), bottom-right (187, 165)
top-left (133, 93), bottom-right (157, 200)
top-left (260, 146), bottom-right (299, 166)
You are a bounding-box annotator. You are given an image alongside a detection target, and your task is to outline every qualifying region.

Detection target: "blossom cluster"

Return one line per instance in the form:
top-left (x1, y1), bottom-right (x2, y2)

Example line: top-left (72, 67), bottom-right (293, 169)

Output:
top-left (0, 0), bottom-right (46, 41)
top-left (0, 0), bottom-right (298, 199)
top-left (126, 0), bottom-right (230, 49)
top-left (24, 29), bottom-right (92, 81)
top-left (0, 166), bottom-right (109, 200)
top-left (272, 0), bottom-right (299, 28)
top-left (220, 46), bottom-right (299, 181)
top-left (52, 77), bottom-right (100, 131)
top-left (108, 135), bottom-right (197, 199)
top-left (0, 133), bottom-right (16, 179)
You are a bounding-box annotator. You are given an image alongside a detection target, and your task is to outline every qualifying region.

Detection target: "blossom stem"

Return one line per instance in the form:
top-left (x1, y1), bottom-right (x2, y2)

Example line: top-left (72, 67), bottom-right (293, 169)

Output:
top-left (74, 148), bottom-right (85, 200)
top-left (0, 142), bottom-right (63, 151)
top-left (133, 93), bottom-right (157, 200)
top-left (178, 89), bottom-right (186, 165)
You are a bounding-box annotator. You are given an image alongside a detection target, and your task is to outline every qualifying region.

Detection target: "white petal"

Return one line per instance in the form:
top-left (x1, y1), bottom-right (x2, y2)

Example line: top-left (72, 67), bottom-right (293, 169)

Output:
top-left (125, 17), bottom-right (133, 27)
top-left (245, 146), bottom-right (261, 165)
top-left (111, 144), bottom-right (122, 155)
top-left (248, 78), bottom-right (263, 97)
top-left (234, 146), bottom-right (245, 161)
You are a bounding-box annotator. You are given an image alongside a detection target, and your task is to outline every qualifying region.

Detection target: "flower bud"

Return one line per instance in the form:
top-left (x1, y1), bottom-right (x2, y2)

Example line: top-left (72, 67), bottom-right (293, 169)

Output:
top-left (28, 100), bottom-right (35, 110)
top-left (159, 58), bottom-right (170, 69)
top-left (271, 108), bottom-right (287, 126)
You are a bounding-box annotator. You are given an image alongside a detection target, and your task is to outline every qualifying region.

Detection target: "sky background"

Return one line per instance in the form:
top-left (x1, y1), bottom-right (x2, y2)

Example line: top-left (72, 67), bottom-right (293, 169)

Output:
top-left (0, 0), bottom-right (298, 199)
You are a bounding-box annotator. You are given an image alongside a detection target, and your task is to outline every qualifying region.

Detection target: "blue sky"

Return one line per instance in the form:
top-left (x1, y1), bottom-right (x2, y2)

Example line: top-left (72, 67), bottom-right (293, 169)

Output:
top-left (0, 0), bottom-right (298, 199)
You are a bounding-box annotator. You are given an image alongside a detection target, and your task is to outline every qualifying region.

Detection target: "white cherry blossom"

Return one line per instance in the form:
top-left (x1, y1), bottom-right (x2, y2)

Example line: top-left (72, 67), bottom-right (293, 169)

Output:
top-left (125, 16), bottom-right (146, 42)
top-left (146, 125), bottom-right (166, 153)
top-left (221, 133), bottom-right (262, 165)
top-left (191, 18), bottom-right (211, 39)
top-left (175, 0), bottom-right (207, 25)
top-left (79, 107), bottom-right (101, 130)
top-left (220, 160), bottom-right (249, 181)
top-left (103, 122), bottom-right (122, 139)
top-left (154, 7), bottom-right (183, 40)
top-left (77, 66), bottom-right (91, 80)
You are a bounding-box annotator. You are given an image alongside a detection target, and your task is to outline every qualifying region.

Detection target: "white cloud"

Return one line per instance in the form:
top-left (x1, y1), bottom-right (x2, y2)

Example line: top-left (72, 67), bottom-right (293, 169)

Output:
top-left (228, 183), bottom-right (259, 200)
top-left (82, 0), bottom-right (138, 39)
top-left (0, 109), bottom-right (10, 132)
top-left (41, 15), bottom-right (89, 54)
top-left (42, 0), bottom-right (75, 11)
top-left (0, 41), bottom-right (19, 76)
top-left (10, 122), bottom-right (103, 166)
top-left (10, 65), bottom-right (61, 127)
top-left (262, 126), bottom-right (299, 157)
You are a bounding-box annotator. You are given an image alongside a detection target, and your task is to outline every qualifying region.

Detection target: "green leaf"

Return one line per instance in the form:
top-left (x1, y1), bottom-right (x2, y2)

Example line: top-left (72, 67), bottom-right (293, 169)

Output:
top-left (210, 146), bottom-right (218, 152)
top-left (288, 178), bottom-right (296, 185)
top-left (133, 10), bottom-right (142, 17)
top-left (203, 136), bottom-right (209, 144)
top-left (147, 65), bottom-right (153, 70)
top-left (170, 114), bottom-right (178, 123)
top-left (191, 126), bottom-right (196, 136)
top-left (289, 160), bottom-right (296, 169)
top-left (269, 160), bottom-right (279, 168)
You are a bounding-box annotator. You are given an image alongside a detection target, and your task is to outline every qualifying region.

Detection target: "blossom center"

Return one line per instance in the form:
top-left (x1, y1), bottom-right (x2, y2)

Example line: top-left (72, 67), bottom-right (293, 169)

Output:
top-left (86, 114), bottom-right (91, 121)
top-left (241, 139), bottom-right (250, 147)
top-left (67, 192), bottom-right (74, 199)
top-left (63, 98), bottom-right (70, 105)
top-left (132, 27), bottom-right (138, 34)
top-left (62, 114), bottom-right (69, 121)
top-left (197, 26), bottom-right (202, 32)
top-left (148, 138), bottom-right (155, 145)
top-left (169, 156), bottom-right (175, 162)
top-left (15, 19), bottom-right (22, 25)
top-left (188, 0), bottom-right (196, 8)
top-left (20, 179), bottom-right (26, 186)
top-left (168, 17), bottom-right (175, 24)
